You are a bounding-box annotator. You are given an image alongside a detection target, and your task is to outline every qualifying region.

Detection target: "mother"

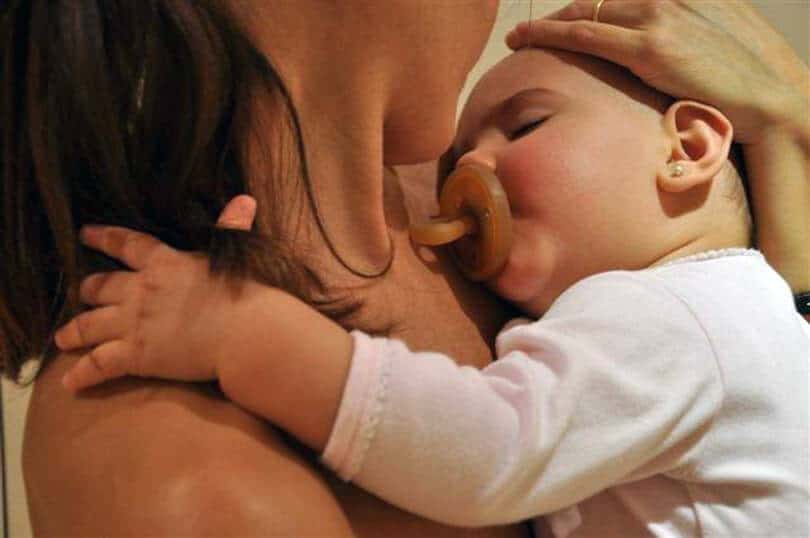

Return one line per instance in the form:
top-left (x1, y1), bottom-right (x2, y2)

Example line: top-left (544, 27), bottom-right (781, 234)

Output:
top-left (2, 1), bottom-right (807, 536)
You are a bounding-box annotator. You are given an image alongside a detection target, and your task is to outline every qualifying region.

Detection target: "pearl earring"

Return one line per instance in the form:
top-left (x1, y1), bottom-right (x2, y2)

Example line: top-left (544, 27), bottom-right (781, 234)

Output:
top-left (669, 162), bottom-right (685, 177)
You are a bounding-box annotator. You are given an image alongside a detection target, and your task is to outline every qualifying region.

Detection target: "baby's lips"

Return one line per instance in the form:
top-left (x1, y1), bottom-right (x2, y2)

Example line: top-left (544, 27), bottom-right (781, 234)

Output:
top-left (409, 165), bottom-right (512, 281)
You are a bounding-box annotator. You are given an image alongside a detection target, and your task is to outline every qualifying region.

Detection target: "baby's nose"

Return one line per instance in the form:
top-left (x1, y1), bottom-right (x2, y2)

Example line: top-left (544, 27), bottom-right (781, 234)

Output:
top-left (456, 150), bottom-right (495, 171)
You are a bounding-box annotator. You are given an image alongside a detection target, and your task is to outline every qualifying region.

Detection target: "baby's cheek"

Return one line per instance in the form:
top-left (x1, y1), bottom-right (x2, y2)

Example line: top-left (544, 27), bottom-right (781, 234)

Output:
top-left (500, 141), bottom-right (579, 200)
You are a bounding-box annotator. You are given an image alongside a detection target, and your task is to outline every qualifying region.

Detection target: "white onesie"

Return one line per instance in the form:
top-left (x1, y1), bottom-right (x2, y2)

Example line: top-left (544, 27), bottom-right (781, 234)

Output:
top-left (322, 249), bottom-right (809, 537)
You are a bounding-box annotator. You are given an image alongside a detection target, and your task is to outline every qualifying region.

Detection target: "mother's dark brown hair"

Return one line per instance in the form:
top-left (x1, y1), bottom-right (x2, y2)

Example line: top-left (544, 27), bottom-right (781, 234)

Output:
top-left (0, 0), bottom-right (337, 382)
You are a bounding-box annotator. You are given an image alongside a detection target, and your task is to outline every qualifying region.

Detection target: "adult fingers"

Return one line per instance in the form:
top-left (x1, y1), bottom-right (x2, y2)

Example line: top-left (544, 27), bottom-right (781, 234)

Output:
top-left (506, 19), bottom-right (644, 69)
top-left (79, 271), bottom-right (134, 306)
top-left (54, 306), bottom-right (125, 351)
top-left (544, 0), bottom-right (648, 26)
top-left (216, 195), bottom-right (257, 231)
top-left (61, 341), bottom-right (133, 392)
top-left (80, 225), bottom-right (171, 271)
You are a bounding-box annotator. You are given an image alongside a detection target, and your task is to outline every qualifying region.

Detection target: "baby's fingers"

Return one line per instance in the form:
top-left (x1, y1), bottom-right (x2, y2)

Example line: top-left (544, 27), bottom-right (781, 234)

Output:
top-left (216, 195), bottom-right (257, 231)
top-left (80, 225), bottom-right (172, 271)
top-left (80, 271), bottom-right (134, 306)
top-left (54, 306), bottom-right (124, 351)
top-left (61, 341), bottom-right (133, 392)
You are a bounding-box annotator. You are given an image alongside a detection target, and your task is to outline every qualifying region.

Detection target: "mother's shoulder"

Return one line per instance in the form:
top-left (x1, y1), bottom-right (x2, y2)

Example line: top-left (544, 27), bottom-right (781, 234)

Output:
top-left (24, 352), bottom-right (354, 536)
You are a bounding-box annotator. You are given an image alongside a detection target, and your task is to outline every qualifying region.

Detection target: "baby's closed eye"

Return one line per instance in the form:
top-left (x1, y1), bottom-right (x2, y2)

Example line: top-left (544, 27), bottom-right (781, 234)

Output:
top-left (508, 118), bottom-right (546, 140)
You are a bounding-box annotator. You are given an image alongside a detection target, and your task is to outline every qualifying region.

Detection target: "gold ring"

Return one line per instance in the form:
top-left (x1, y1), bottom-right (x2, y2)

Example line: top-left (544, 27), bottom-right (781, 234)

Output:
top-left (593, 0), bottom-right (608, 22)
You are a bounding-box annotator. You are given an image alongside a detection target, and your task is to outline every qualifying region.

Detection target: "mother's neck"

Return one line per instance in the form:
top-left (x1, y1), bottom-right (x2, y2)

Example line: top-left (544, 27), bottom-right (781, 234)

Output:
top-left (241, 3), bottom-right (403, 277)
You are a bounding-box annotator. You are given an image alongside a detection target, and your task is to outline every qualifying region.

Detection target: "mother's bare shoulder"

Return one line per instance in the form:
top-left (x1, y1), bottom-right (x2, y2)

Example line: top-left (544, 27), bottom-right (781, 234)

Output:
top-left (24, 352), bottom-right (354, 537)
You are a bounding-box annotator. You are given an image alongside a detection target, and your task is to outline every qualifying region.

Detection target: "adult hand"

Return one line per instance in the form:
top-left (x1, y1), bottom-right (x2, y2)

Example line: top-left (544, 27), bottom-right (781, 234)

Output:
top-left (506, 0), bottom-right (809, 145)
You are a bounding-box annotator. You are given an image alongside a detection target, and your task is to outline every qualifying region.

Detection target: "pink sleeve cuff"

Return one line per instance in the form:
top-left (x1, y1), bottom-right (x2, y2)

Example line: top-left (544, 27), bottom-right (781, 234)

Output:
top-left (321, 330), bottom-right (389, 481)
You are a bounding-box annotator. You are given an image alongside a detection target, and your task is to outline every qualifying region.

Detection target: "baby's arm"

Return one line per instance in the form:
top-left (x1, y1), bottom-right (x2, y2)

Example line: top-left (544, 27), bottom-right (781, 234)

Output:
top-left (57, 228), bottom-right (721, 527)
top-left (211, 286), bottom-right (354, 452)
top-left (318, 274), bottom-right (724, 526)
top-left (55, 224), bottom-right (354, 451)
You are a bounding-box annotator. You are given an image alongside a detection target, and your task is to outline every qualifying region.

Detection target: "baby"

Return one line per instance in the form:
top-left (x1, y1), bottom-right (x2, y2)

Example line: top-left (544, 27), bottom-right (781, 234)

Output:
top-left (57, 49), bottom-right (809, 537)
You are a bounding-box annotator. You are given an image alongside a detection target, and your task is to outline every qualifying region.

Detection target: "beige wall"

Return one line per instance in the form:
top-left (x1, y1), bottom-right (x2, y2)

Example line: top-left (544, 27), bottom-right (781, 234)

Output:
top-left (752, 0), bottom-right (810, 62)
top-left (2, 2), bottom-right (807, 536)
top-left (1, 379), bottom-right (30, 537)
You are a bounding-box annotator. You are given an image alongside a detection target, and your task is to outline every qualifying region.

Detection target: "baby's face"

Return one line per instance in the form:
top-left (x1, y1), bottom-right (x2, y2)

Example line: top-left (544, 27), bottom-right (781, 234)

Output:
top-left (453, 49), bottom-right (672, 315)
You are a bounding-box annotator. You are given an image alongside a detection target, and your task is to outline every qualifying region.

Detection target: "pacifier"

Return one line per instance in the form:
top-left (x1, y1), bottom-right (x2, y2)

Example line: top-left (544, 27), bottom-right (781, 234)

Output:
top-left (409, 164), bottom-right (512, 281)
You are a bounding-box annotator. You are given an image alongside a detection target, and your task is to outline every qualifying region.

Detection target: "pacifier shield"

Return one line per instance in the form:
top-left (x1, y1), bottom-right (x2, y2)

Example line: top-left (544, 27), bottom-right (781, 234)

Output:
top-left (409, 165), bottom-right (512, 281)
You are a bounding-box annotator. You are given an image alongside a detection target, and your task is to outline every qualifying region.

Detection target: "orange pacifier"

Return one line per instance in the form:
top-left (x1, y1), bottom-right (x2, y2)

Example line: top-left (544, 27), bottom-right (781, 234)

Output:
top-left (409, 164), bottom-right (512, 281)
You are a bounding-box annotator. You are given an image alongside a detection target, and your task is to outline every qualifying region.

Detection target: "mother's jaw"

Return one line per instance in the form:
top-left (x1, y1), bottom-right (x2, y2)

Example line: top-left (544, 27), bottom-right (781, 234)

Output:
top-left (229, 1), bottom-right (494, 275)
top-left (237, 1), bottom-right (467, 165)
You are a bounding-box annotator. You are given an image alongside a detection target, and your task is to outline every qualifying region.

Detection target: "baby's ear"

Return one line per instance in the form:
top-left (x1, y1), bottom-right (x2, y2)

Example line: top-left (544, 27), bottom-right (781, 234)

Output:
top-left (658, 100), bottom-right (733, 193)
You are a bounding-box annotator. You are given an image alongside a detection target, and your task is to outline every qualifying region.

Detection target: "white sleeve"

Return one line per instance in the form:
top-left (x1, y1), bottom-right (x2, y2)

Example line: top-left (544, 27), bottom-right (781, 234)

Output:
top-left (321, 272), bottom-right (724, 527)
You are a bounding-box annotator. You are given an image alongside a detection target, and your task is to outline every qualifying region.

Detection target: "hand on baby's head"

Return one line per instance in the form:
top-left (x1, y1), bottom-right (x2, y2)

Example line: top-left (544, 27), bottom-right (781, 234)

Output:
top-left (451, 48), bottom-right (749, 316)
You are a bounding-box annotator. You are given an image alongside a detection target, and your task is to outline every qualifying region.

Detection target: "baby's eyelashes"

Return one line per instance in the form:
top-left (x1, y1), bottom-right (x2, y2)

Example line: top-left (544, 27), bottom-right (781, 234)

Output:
top-left (452, 114), bottom-right (548, 170)
top-left (508, 118), bottom-right (546, 141)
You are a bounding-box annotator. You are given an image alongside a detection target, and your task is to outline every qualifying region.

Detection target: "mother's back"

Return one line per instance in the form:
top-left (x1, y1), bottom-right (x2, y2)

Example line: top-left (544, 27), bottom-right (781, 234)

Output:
top-left (24, 164), bottom-right (525, 536)
top-left (6, 1), bottom-right (528, 535)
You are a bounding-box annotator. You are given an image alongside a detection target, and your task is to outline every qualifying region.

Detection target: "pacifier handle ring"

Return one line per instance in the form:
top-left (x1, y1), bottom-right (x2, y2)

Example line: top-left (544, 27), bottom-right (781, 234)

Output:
top-left (409, 215), bottom-right (478, 246)
top-left (409, 164), bottom-right (512, 281)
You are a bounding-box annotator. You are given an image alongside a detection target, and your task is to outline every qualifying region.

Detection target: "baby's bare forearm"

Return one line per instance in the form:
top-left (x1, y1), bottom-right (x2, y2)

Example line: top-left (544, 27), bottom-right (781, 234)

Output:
top-left (216, 286), bottom-right (354, 452)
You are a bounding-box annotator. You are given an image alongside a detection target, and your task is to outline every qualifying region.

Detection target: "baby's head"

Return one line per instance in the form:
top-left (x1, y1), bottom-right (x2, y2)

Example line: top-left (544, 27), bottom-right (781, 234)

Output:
top-left (451, 48), bottom-right (751, 316)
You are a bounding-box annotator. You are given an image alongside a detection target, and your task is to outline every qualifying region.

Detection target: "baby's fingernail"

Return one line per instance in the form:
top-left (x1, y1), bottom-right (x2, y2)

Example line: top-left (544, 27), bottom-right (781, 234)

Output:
top-left (80, 226), bottom-right (101, 243)
top-left (53, 330), bottom-right (64, 349)
top-left (61, 373), bottom-right (75, 391)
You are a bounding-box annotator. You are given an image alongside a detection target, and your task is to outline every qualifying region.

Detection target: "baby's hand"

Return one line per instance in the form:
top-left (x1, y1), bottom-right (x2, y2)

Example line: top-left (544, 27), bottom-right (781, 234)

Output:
top-left (56, 196), bottom-right (258, 391)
